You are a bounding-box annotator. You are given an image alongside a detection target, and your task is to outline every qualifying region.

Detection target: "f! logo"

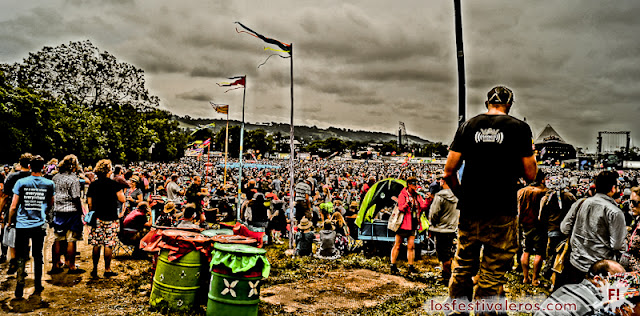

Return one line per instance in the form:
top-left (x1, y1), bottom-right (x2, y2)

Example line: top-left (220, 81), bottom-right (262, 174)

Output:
top-left (609, 288), bottom-right (620, 300)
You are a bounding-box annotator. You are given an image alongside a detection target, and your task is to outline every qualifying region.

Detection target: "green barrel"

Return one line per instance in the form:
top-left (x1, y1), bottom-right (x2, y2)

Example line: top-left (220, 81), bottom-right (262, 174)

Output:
top-left (150, 249), bottom-right (205, 312)
top-left (207, 243), bottom-right (270, 316)
top-left (208, 272), bottom-right (262, 316)
top-left (201, 228), bottom-right (234, 237)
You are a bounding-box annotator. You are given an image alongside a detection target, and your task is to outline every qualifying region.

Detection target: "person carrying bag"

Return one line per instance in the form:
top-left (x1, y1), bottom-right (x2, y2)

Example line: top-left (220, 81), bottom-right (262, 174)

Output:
top-left (551, 197), bottom-right (586, 291)
top-left (387, 205), bottom-right (403, 232)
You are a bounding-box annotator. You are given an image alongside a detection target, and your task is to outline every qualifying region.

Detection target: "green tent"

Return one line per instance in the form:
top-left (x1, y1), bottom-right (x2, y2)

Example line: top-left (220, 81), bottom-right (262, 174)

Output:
top-left (355, 178), bottom-right (406, 228)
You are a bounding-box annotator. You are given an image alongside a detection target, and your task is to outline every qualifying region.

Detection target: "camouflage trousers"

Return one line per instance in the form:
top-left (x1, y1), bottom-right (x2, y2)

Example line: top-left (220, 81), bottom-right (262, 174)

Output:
top-left (449, 216), bottom-right (518, 301)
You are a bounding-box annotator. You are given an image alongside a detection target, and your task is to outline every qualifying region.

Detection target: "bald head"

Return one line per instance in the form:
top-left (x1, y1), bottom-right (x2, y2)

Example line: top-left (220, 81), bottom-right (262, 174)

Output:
top-left (588, 259), bottom-right (625, 280)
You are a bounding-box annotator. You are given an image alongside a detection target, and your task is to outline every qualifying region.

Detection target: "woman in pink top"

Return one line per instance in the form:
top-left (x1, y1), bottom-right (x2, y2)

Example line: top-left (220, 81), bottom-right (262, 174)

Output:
top-left (390, 176), bottom-right (430, 274)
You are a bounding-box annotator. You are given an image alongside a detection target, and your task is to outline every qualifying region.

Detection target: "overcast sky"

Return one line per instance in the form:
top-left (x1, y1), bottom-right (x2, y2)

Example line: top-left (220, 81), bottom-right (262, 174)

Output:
top-left (1, 0), bottom-right (639, 151)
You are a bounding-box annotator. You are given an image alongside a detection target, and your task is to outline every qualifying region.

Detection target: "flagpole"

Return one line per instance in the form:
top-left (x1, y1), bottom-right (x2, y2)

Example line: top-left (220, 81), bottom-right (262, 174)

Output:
top-left (288, 44), bottom-right (295, 249)
top-left (454, 0), bottom-right (466, 127)
top-left (231, 22), bottom-right (292, 242)
top-left (207, 142), bottom-right (211, 175)
top-left (224, 112), bottom-right (229, 186)
top-left (237, 76), bottom-right (246, 221)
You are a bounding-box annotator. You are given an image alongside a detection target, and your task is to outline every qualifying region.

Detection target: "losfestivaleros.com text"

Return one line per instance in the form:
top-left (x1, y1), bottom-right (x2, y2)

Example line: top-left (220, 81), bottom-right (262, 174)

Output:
top-left (424, 298), bottom-right (577, 313)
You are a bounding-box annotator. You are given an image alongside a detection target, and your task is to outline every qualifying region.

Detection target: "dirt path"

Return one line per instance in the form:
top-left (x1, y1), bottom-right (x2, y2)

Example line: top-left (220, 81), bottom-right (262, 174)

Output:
top-left (262, 269), bottom-right (427, 314)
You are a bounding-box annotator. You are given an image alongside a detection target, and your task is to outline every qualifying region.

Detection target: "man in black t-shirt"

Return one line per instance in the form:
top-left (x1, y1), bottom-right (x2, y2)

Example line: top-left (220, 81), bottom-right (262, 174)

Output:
top-left (444, 86), bottom-right (537, 305)
top-left (185, 175), bottom-right (208, 222)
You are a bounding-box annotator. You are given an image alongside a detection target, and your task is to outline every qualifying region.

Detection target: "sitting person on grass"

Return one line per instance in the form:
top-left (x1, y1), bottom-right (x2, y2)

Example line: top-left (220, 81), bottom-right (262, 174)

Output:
top-left (295, 217), bottom-right (315, 256)
top-left (120, 201), bottom-right (152, 246)
top-left (316, 220), bottom-right (340, 260)
top-left (330, 212), bottom-right (350, 253)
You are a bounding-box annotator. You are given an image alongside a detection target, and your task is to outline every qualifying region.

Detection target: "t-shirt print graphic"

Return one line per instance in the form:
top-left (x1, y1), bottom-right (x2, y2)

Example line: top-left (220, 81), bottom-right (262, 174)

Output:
top-left (475, 128), bottom-right (504, 144)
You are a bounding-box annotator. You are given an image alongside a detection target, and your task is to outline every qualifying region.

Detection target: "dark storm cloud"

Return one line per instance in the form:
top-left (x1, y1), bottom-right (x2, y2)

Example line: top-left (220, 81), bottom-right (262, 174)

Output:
top-left (351, 66), bottom-right (452, 83)
top-left (2, 0), bottom-right (639, 149)
top-left (64, 0), bottom-right (134, 6)
top-left (176, 90), bottom-right (212, 102)
top-left (338, 95), bottom-right (385, 106)
top-left (189, 67), bottom-right (227, 78)
top-left (395, 100), bottom-right (426, 112)
top-left (0, 9), bottom-right (66, 60)
top-left (302, 79), bottom-right (366, 96)
top-left (256, 103), bottom-right (285, 110)
top-left (293, 4), bottom-right (447, 65)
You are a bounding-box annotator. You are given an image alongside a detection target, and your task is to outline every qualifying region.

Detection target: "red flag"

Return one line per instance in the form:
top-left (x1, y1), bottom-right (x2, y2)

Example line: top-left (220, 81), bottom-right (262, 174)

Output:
top-left (217, 76), bottom-right (245, 87)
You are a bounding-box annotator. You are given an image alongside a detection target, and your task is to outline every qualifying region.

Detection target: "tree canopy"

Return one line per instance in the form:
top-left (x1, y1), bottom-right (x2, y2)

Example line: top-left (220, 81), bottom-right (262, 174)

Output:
top-left (1, 40), bottom-right (159, 109)
top-left (0, 41), bottom-right (186, 165)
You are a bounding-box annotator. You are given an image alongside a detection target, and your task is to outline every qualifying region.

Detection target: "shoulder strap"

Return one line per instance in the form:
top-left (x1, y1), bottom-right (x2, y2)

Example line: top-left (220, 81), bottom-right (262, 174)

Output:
top-left (569, 197), bottom-right (588, 235)
top-left (574, 197), bottom-right (587, 216)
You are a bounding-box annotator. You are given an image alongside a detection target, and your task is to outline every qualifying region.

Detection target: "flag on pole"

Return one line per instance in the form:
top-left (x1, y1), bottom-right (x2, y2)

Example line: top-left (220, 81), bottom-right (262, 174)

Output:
top-left (217, 76), bottom-right (246, 87)
top-left (217, 76), bottom-right (246, 93)
top-left (199, 138), bottom-right (211, 148)
top-left (209, 102), bottom-right (229, 114)
top-left (235, 22), bottom-right (291, 55)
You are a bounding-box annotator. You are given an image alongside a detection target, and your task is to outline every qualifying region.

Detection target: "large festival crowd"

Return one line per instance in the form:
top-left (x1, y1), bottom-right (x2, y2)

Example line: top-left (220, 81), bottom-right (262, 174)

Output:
top-left (1, 152), bottom-right (639, 305)
top-left (1, 86), bottom-right (639, 314)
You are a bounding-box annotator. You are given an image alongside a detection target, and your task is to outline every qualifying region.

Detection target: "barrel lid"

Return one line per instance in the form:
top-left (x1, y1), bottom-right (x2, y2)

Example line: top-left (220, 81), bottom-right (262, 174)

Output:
top-left (213, 243), bottom-right (266, 255)
top-left (162, 230), bottom-right (201, 238)
top-left (201, 229), bottom-right (234, 237)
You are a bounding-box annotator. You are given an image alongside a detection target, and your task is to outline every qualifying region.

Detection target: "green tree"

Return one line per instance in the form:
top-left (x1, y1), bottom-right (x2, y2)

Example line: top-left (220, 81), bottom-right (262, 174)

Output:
top-left (346, 140), bottom-right (367, 153)
top-left (1, 40), bottom-right (159, 109)
top-left (419, 142), bottom-right (448, 157)
top-left (145, 109), bottom-right (189, 161)
top-left (245, 129), bottom-right (275, 157)
top-left (323, 137), bottom-right (347, 154)
top-left (380, 141), bottom-right (399, 154)
top-left (272, 131), bottom-right (289, 153)
top-left (304, 140), bottom-right (327, 156)
top-left (0, 69), bottom-right (187, 164)
top-left (215, 125), bottom-right (242, 157)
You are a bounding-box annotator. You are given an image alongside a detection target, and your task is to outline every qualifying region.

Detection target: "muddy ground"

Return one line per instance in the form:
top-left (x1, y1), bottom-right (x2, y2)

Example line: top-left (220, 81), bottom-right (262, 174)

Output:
top-left (0, 230), bottom-right (548, 316)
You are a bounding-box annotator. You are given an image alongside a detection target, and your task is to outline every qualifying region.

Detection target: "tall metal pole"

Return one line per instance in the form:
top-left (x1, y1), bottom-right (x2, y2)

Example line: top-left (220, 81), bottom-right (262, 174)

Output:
top-left (224, 113), bottom-right (229, 186)
top-left (237, 76), bottom-right (247, 221)
top-left (288, 44), bottom-right (296, 249)
top-left (454, 0), bottom-right (466, 127)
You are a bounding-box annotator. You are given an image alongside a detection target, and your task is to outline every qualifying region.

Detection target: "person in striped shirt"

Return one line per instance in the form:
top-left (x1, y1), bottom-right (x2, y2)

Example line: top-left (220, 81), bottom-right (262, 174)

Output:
top-left (534, 259), bottom-right (624, 316)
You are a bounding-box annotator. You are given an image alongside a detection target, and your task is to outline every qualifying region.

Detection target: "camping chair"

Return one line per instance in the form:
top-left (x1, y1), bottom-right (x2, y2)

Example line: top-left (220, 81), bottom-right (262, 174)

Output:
top-left (113, 239), bottom-right (135, 257)
top-left (113, 228), bottom-right (139, 257)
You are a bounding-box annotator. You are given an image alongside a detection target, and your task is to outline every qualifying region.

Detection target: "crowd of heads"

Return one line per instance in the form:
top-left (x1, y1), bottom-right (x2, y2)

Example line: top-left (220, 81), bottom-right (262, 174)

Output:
top-left (2, 154), bottom-right (640, 210)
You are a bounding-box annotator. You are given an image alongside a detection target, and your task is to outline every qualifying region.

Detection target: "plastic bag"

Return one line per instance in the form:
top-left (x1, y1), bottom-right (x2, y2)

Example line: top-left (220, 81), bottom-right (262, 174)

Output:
top-left (2, 225), bottom-right (16, 248)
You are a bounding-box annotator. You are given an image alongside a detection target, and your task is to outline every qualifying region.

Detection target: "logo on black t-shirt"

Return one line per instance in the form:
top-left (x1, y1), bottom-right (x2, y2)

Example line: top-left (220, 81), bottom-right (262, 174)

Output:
top-left (475, 128), bottom-right (504, 144)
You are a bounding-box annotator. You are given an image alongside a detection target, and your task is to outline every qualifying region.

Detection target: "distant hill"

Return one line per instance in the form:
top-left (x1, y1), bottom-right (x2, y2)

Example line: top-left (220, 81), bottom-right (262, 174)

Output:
top-left (174, 116), bottom-right (433, 145)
